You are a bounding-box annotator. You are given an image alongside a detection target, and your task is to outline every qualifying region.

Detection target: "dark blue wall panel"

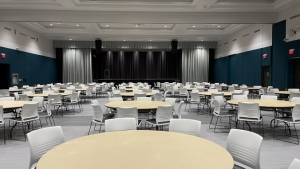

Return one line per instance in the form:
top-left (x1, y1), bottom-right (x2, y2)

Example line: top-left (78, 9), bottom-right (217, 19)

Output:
top-left (261, 47), bottom-right (272, 66)
top-left (0, 46), bottom-right (56, 87)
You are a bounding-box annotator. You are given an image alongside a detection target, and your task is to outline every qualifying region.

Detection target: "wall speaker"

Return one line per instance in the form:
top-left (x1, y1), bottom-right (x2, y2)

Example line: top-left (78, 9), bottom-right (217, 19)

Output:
top-left (171, 40), bottom-right (178, 54)
top-left (95, 40), bottom-right (102, 54)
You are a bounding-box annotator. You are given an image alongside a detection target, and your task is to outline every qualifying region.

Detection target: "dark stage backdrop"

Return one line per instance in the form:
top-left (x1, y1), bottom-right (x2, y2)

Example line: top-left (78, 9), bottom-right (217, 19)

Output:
top-left (92, 50), bottom-right (182, 80)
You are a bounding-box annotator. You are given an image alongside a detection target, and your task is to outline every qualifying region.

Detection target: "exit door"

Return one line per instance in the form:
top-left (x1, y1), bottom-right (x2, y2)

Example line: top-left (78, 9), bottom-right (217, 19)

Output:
top-left (0, 63), bottom-right (10, 89)
top-left (262, 67), bottom-right (270, 87)
top-left (294, 59), bottom-right (300, 88)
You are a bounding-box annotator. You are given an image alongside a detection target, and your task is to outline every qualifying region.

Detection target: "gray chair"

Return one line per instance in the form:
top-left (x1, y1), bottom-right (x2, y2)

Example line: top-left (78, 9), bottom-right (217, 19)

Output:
top-left (169, 119), bottom-right (201, 137)
top-left (146, 105), bottom-right (173, 130)
top-left (88, 104), bottom-right (114, 134)
top-left (0, 89), bottom-right (9, 97)
top-left (105, 118), bottom-right (136, 132)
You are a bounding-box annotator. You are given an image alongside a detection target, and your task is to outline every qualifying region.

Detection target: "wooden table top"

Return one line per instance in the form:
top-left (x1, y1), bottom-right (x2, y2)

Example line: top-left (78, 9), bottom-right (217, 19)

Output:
top-left (105, 101), bottom-right (170, 110)
top-left (275, 91), bottom-right (291, 95)
top-left (227, 99), bottom-right (296, 108)
top-left (199, 92), bottom-right (233, 96)
top-left (0, 101), bottom-right (37, 109)
top-left (37, 130), bottom-right (234, 169)
top-left (120, 92), bottom-right (155, 97)
top-left (27, 93), bottom-right (71, 98)
top-left (59, 88), bottom-right (88, 92)
top-left (9, 89), bottom-right (23, 92)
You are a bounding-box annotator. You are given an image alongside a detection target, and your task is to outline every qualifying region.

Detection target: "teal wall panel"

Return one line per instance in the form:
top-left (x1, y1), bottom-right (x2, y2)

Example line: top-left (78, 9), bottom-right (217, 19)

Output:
top-left (0, 46), bottom-right (56, 87)
top-left (261, 47), bottom-right (272, 66)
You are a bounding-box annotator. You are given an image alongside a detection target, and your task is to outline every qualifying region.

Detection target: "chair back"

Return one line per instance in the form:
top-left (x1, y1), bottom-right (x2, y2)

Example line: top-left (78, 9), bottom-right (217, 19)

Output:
top-left (231, 92), bottom-right (242, 100)
top-left (213, 100), bottom-right (221, 116)
top-left (48, 94), bottom-right (62, 104)
top-left (116, 107), bottom-right (139, 125)
top-left (175, 101), bottom-right (184, 119)
top-left (43, 90), bottom-right (54, 94)
top-left (154, 93), bottom-right (163, 101)
top-left (258, 89), bottom-right (265, 95)
top-left (288, 158), bottom-right (300, 169)
top-left (169, 119), bottom-right (201, 137)
top-left (0, 89), bottom-right (9, 97)
top-left (288, 89), bottom-right (300, 92)
top-left (290, 92), bottom-right (300, 101)
top-left (228, 86), bottom-right (234, 92)
top-left (179, 88), bottom-right (187, 95)
top-left (134, 93), bottom-right (146, 101)
top-left (208, 89), bottom-right (218, 92)
top-left (105, 118), bottom-right (136, 132)
top-left (152, 90), bottom-right (159, 94)
top-left (120, 88), bottom-right (126, 93)
top-left (232, 95), bottom-right (248, 100)
top-left (109, 97), bottom-right (123, 102)
top-left (190, 92), bottom-right (200, 102)
top-left (13, 92), bottom-right (19, 100)
top-left (233, 90), bottom-right (243, 93)
top-left (46, 99), bottom-right (54, 116)
top-left (292, 104), bottom-right (300, 123)
top-left (19, 94), bottom-right (29, 101)
top-left (27, 126), bottom-right (65, 169)
top-left (0, 106), bottom-right (3, 125)
top-left (270, 88), bottom-right (279, 92)
top-left (32, 97), bottom-right (44, 110)
top-left (213, 96), bottom-right (226, 107)
top-left (21, 103), bottom-right (39, 122)
top-left (165, 98), bottom-right (176, 106)
top-left (291, 97), bottom-right (300, 104)
top-left (226, 129), bottom-right (263, 169)
top-left (136, 97), bottom-right (151, 101)
top-left (91, 104), bottom-right (104, 123)
top-left (244, 91), bottom-right (249, 95)
top-left (238, 102), bottom-right (260, 120)
top-left (267, 90), bottom-right (275, 95)
top-left (156, 105), bottom-right (173, 124)
top-left (70, 92), bottom-right (78, 102)
top-left (260, 95), bottom-right (277, 100)
top-left (0, 97), bottom-right (15, 101)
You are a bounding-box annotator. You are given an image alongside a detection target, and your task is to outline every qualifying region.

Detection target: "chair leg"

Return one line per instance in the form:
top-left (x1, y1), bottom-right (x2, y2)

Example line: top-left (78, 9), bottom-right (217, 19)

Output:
top-left (21, 122), bottom-right (26, 142)
top-left (214, 116), bottom-right (219, 133)
top-left (51, 115), bottom-right (56, 126)
top-left (39, 119), bottom-right (43, 128)
top-left (88, 121), bottom-right (92, 135)
top-left (99, 124), bottom-right (102, 133)
top-left (209, 115), bottom-right (214, 129)
top-left (3, 123), bottom-right (6, 145)
top-left (294, 123), bottom-right (299, 145)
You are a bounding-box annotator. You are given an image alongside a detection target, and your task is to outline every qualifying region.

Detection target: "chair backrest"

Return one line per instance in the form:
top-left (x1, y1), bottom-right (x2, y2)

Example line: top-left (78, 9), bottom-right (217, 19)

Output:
top-left (244, 91), bottom-right (249, 95)
top-left (226, 129), bottom-right (263, 169)
top-left (258, 89), bottom-right (265, 95)
top-left (13, 92), bottom-right (19, 100)
top-left (48, 94), bottom-right (62, 104)
top-left (109, 97), bottom-right (123, 102)
top-left (190, 92), bottom-right (200, 102)
top-left (260, 95), bottom-right (277, 100)
top-left (179, 88), bottom-right (187, 94)
top-left (134, 93), bottom-right (146, 100)
top-left (231, 92), bottom-right (242, 100)
top-left (21, 103), bottom-right (39, 122)
top-left (213, 100), bottom-right (222, 116)
top-left (19, 94), bottom-right (29, 101)
top-left (116, 107), bottom-right (139, 125)
top-left (233, 90), bottom-right (243, 93)
top-left (43, 90), bottom-right (54, 94)
top-left (91, 99), bottom-right (100, 105)
top-left (154, 93), bottom-right (163, 101)
top-left (0, 106), bottom-right (3, 125)
top-left (27, 126), bottom-right (65, 169)
top-left (70, 92), bottom-right (78, 102)
top-left (165, 98), bottom-right (176, 106)
top-left (156, 105), bottom-right (173, 123)
top-left (24, 91), bottom-right (33, 95)
top-left (208, 89), bottom-right (218, 92)
top-left (137, 97), bottom-right (151, 101)
top-left (232, 95), bottom-right (248, 100)
top-left (213, 96), bottom-right (226, 107)
top-left (0, 89), bottom-right (9, 97)
top-left (228, 86), bottom-right (234, 92)
top-left (46, 99), bottom-right (54, 116)
top-left (91, 104), bottom-right (104, 123)
top-left (169, 119), bottom-right (201, 137)
top-left (175, 101), bottom-right (184, 119)
top-left (288, 89), bottom-right (299, 92)
top-left (267, 90), bottom-right (275, 95)
top-left (291, 97), bottom-right (300, 104)
top-left (32, 97), bottom-right (44, 109)
top-left (152, 90), bottom-right (159, 93)
top-left (238, 102), bottom-right (260, 120)
top-left (105, 118), bottom-right (136, 132)
top-left (0, 97), bottom-right (15, 101)
top-left (288, 158), bottom-right (300, 169)
top-left (290, 92), bottom-right (300, 101)
top-left (270, 88), bottom-right (279, 92)
top-left (119, 88), bottom-right (126, 93)
top-left (292, 104), bottom-right (300, 123)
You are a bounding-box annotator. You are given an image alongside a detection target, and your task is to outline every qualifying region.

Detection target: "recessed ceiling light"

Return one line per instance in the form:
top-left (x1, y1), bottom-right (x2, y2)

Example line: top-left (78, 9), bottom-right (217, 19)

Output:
top-left (69, 39), bottom-right (72, 40)
top-left (106, 25), bottom-right (109, 27)
top-left (150, 40), bottom-right (152, 41)
top-left (201, 40), bottom-right (203, 41)
top-left (164, 26), bottom-right (167, 27)
top-left (193, 26), bottom-right (195, 27)
top-left (135, 25), bottom-right (138, 27)
top-left (123, 40), bottom-right (125, 41)
top-left (76, 24), bottom-right (79, 26)
top-left (50, 24), bottom-right (53, 26)
top-left (218, 26), bottom-right (220, 27)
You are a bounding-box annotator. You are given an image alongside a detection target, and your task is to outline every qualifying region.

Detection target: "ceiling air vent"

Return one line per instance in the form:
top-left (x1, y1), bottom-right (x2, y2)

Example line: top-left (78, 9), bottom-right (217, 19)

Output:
top-left (31, 37), bottom-right (36, 40)
top-left (254, 29), bottom-right (260, 33)
top-left (224, 42), bottom-right (228, 45)
top-left (290, 14), bottom-right (300, 20)
top-left (232, 39), bottom-right (236, 42)
top-left (4, 27), bottom-right (11, 31)
top-left (243, 34), bottom-right (249, 37)
top-left (19, 33), bottom-right (26, 37)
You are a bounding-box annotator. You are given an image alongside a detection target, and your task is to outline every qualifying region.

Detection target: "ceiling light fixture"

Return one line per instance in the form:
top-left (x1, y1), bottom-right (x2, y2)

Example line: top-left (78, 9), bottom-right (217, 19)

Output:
top-left (218, 26), bottom-right (220, 27)
top-left (135, 25), bottom-right (138, 27)
top-left (201, 40), bottom-right (203, 41)
top-left (69, 39), bottom-right (72, 40)
top-left (164, 26), bottom-right (167, 27)
top-left (106, 25), bottom-right (109, 27)
top-left (123, 40), bottom-right (125, 41)
top-left (76, 24), bottom-right (79, 26)
top-left (193, 26), bottom-right (195, 27)
top-left (50, 24), bottom-right (53, 26)
top-left (150, 40), bottom-right (152, 41)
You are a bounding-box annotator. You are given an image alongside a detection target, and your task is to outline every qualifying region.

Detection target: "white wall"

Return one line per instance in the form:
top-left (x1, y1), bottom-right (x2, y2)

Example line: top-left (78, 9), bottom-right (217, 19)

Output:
top-left (277, 2), bottom-right (300, 42)
top-left (216, 24), bottom-right (272, 58)
top-left (0, 22), bottom-right (54, 58)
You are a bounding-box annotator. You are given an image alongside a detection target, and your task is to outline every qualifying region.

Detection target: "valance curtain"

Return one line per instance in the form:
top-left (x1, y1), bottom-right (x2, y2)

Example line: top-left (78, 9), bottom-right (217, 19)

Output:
top-left (182, 48), bottom-right (209, 84)
top-left (63, 49), bottom-right (92, 83)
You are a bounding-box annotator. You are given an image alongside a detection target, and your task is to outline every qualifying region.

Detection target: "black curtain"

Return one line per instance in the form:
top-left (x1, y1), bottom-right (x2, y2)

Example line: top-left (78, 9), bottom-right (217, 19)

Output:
top-left (92, 50), bottom-right (181, 80)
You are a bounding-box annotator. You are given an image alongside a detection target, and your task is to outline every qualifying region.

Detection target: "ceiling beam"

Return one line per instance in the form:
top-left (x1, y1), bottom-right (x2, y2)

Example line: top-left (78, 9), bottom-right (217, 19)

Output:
top-left (0, 10), bottom-right (277, 24)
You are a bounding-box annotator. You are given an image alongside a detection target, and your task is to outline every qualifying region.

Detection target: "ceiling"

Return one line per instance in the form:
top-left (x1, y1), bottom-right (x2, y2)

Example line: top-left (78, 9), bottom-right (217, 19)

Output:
top-left (0, 0), bottom-right (299, 42)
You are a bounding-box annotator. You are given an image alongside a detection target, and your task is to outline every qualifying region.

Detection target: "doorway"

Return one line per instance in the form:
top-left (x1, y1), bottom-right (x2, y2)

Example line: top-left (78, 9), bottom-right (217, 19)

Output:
top-left (262, 67), bottom-right (270, 87)
top-left (294, 59), bottom-right (300, 88)
top-left (0, 63), bottom-right (10, 89)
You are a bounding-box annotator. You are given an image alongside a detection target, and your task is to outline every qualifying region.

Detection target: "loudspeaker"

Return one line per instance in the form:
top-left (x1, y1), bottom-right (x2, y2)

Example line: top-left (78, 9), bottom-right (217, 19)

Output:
top-left (171, 40), bottom-right (178, 54)
top-left (95, 40), bottom-right (102, 54)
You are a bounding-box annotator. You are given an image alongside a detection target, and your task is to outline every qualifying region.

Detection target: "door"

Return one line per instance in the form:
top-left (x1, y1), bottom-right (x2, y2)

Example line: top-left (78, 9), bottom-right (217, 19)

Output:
top-left (294, 59), bottom-right (300, 88)
top-left (262, 67), bottom-right (270, 87)
top-left (0, 63), bottom-right (10, 89)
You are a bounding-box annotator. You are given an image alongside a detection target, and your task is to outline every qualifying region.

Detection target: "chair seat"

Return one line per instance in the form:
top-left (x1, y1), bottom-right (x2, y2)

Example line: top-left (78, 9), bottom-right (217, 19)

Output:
top-left (214, 110), bottom-right (234, 117)
top-left (146, 118), bottom-right (170, 126)
top-left (238, 117), bottom-right (262, 122)
top-left (93, 113), bottom-right (115, 124)
top-left (276, 117), bottom-right (300, 124)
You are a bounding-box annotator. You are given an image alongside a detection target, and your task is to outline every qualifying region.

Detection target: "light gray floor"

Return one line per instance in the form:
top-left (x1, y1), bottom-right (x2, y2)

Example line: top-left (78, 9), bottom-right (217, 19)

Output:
top-left (0, 96), bottom-right (299, 169)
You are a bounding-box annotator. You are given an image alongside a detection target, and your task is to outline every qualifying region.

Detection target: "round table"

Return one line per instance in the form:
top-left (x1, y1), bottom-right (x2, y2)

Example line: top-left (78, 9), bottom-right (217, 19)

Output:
top-left (274, 91), bottom-right (290, 95)
top-left (199, 92), bottom-right (233, 96)
top-left (59, 88), bottom-right (87, 92)
top-left (9, 89), bottom-right (23, 92)
top-left (0, 101), bottom-right (37, 110)
top-left (120, 92), bottom-right (155, 97)
top-left (227, 99), bottom-right (295, 108)
top-left (105, 101), bottom-right (170, 110)
top-left (37, 130), bottom-right (234, 169)
top-left (27, 93), bottom-right (71, 98)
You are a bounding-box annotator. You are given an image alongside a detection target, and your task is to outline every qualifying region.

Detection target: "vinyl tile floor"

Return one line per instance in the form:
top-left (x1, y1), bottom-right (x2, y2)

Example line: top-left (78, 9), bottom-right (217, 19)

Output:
top-left (0, 96), bottom-right (299, 169)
